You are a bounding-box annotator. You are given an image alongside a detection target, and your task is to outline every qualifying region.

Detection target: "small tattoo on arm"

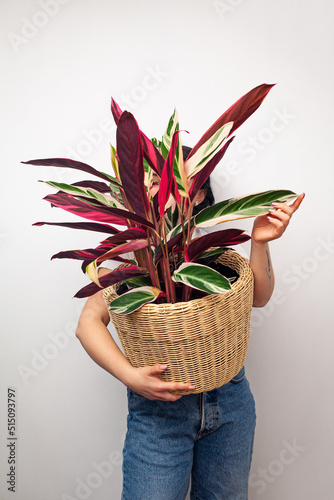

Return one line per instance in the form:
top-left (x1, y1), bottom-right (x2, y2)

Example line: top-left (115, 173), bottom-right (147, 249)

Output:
top-left (265, 249), bottom-right (272, 289)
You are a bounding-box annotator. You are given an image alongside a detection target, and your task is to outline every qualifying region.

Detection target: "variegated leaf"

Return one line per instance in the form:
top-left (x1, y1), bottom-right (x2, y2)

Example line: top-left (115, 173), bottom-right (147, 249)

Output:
top-left (123, 276), bottom-right (153, 288)
top-left (161, 109), bottom-right (188, 197)
top-left (195, 190), bottom-right (297, 228)
top-left (151, 137), bottom-right (162, 152)
top-left (85, 239), bottom-right (149, 285)
top-left (44, 181), bottom-right (123, 209)
top-left (172, 262), bottom-right (232, 294)
top-left (74, 266), bottom-right (147, 298)
top-left (161, 108), bottom-right (179, 158)
top-left (108, 286), bottom-right (164, 314)
top-left (110, 144), bottom-right (120, 179)
top-left (144, 158), bottom-right (153, 194)
top-left (184, 122), bottom-right (233, 179)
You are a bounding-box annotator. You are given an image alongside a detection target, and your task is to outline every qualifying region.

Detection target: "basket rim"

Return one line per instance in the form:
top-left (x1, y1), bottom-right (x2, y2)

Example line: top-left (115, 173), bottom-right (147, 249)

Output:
top-left (103, 249), bottom-right (253, 314)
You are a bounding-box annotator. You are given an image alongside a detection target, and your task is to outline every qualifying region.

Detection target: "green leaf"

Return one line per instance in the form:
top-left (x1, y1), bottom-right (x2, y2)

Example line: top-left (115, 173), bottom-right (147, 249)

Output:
top-left (166, 216), bottom-right (195, 241)
top-left (196, 246), bottom-right (230, 263)
top-left (110, 144), bottom-right (119, 179)
top-left (161, 109), bottom-right (179, 158)
top-left (143, 158), bottom-right (153, 194)
top-left (44, 181), bottom-right (87, 196)
top-left (44, 180), bottom-right (123, 209)
top-left (123, 276), bottom-right (153, 288)
top-left (108, 286), bottom-right (163, 314)
top-left (184, 121), bottom-right (233, 179)
top-left (159, 109), bottom-right (188, 198)
top-left (151, 137), bottom-right (162, 152)
top-left (195, 190), bottom-right (297, 228)
top-left (164, 204), bottom-right (180, 232)
top-left (172, 262), bottom-right (232, 294)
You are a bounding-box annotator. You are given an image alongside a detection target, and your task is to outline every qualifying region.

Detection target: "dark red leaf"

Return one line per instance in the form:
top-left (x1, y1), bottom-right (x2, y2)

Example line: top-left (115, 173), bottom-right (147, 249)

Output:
top-left (95, 239), bottom-right (148, 264)
top-left (116, 112), bottom-right (150, 219)
top-left (74, 266), bottom-right (147, 298)
top-left (100, 227), bottom-right (147, 245)
top-left (154, 231), bottom-right (184, 264)
top-left (185, 229), bottom-right (250, 262)
top-left (111, 97), bottom-right (123, 124)
top-left (22, 158), bottom-right (118, 186)
top-left (71, 180), bottom-right (113, 193)
top-left (52, 248), bottom-right (105, 261)
top-left (188, 83), bottom-right (275, 158)
top-left (33, 221), bottom-right (120, 234)
top-left (111, 97), bottom-right (164, 175)
top-left (81, 254), bottom-right (133, 273)
top-left (140, 134), bottom-right (164, 176)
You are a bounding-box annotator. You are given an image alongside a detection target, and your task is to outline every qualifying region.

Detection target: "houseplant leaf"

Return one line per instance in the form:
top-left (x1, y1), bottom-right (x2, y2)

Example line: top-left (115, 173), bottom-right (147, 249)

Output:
top-left (185, 229), bottom-right (250, 262)
top-left (172, 262), bottom-right (232, 294)
top-left (184, 121), bottom-right (233, 179)
top-left (161, 108), bottom-right (179, 158)
top-left (44, 192), bottom-right (155, 228)
top-left (111, 97), bottom-right (164, 176)
top-left (116, 111), bottom-right (150, 219)
top-left (74, 266), bottom-right (148, 298)
top-left (100, 227), bottom-right (147, 245)
top-left (22, 157), bottom-right (119, 186)
top-left (110, 144), bottom-right (120, 180)
top-left (108, 286), bottom-right (165, 314)
top-left (187, 83), bottom-right (275, 158)
top-left (43, 181), bottom-right (124, 209)
top-left (189, 136), bottom-right (235, 203)
top-left (158, 130), bottom-right (181, 216)
top-left (161, 109), bottom-right (189, 198)
top-left (33, 221), bottom-right (120, 235)
top-left (86, 238), bottom-right (149, 285)
top-left (195, 190), bottom-right (297, 227)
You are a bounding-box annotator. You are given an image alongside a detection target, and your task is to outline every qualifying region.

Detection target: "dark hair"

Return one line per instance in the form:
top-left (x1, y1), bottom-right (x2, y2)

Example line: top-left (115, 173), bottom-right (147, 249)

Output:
top-left (182, 145), bottom-right (215, 214)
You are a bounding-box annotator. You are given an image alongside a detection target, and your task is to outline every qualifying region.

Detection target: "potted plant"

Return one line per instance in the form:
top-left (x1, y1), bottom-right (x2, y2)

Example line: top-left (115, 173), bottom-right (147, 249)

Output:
top-left (24, 83), bottom-right (296, 392)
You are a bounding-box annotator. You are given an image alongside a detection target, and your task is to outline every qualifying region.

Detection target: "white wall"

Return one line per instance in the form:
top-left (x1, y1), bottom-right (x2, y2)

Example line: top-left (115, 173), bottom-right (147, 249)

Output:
top-left (1, 1), bottom-right (333, 499)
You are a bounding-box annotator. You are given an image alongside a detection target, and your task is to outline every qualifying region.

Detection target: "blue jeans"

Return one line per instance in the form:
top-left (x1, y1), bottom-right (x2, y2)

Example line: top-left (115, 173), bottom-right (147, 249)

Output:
top-left (121, 367), bottom-right (256, 500)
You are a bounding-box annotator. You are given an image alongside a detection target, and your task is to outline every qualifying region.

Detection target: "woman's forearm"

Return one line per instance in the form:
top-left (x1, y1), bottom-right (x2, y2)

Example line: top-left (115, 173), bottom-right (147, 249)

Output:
top-left (249, 240), bottom-right (274, 307)
top-left (75, 292), bottom-right (196, 400)
top-left (75, 297), bottom-right (136, 387)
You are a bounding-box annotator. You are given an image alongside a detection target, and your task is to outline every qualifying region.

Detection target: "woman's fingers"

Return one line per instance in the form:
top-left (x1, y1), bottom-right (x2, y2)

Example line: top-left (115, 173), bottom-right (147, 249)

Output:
top-left (272, 193), bottom-right (305, 215)
top-left (268, 193), bottom-right (305, 227)
top-left (137, 364), bottom-right (196, 401)
top-left (268, 208), bottom-right (290, 222)
top-left (291, 193), bottom-right (305, 211)
top-left (146, 364), bottom-right (169, 376)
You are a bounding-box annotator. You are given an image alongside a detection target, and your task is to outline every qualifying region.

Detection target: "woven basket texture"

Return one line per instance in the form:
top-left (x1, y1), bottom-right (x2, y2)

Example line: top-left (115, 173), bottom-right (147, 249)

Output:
top-left (103, 250), bottom-right (254, 394)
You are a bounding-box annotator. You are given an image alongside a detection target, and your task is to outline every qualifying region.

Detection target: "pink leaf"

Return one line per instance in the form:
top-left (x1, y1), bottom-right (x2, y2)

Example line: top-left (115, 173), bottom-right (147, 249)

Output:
top-left (158, 131), bottom-right (181, 217)
top-left (188, 83), bottom-right (275, 159)
top-left (44, 192), bottom-right (154, 228)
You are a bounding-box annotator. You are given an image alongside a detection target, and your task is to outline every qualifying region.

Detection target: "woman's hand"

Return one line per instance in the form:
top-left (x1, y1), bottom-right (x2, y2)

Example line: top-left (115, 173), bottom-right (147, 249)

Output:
top-left (251, 193), bottom-right (305, 244)
top-left (125, 364), bottom-right (196, 402)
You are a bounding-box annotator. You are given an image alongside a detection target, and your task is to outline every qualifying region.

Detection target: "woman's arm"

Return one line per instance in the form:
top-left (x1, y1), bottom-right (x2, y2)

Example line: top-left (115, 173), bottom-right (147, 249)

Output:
top-left (250, 240), bottom-right (274, 307)
top-left (75, 270), bottom-right (196, 401)
top-left (250, 193), bottom-right (304, 307)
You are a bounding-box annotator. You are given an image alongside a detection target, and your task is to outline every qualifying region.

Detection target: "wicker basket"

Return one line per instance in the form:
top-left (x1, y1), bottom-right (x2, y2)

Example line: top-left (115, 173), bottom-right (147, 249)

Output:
top-left (103, 250), bottom-right (254, 394)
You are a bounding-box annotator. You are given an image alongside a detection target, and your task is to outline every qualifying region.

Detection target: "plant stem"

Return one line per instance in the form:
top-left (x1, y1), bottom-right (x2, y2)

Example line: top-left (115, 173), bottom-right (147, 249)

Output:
top-left (161, 215), bottom-right (176, 303)
top-left (144, 238), bottom-right (159, 289)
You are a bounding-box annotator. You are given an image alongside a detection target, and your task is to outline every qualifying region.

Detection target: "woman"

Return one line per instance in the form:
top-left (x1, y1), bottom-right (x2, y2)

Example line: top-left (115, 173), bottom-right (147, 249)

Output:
top-left (75, 171), bottom-right (304, 499)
